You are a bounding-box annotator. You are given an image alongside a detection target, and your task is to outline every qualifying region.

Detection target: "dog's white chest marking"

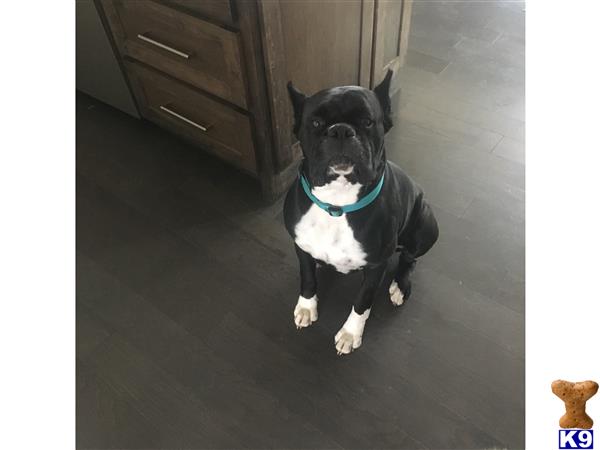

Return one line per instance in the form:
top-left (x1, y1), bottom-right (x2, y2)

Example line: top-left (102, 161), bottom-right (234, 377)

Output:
top-left (294, 176), bottom-right (367, 274)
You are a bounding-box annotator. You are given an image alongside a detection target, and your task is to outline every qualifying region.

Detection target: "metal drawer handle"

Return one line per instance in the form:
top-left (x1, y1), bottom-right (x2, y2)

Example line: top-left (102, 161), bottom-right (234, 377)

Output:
top-left (159, 105), bottom-right (209, 132)
top-left (137, 34), bottom-right (190, 59)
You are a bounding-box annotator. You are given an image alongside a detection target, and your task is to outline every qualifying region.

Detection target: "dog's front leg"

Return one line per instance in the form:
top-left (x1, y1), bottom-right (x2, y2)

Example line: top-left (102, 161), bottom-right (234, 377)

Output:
top-left (293, 244), bottom-right (318, 329)
top-left (335, 264), bottom-right (386, 355)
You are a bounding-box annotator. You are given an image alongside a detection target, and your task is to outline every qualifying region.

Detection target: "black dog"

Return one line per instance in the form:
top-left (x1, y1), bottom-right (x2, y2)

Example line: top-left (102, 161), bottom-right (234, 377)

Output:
top-left (283, 71), bottom-right (439, 355)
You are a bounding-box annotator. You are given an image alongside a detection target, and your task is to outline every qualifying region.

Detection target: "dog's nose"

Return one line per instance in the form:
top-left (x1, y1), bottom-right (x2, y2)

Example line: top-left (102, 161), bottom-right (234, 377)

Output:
top-left (327, 123), bottom-right (356, 139)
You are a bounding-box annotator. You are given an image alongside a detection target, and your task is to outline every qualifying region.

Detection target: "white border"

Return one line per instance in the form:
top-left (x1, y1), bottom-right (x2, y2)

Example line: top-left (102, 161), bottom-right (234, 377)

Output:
top-left (0, 2), bottom-right (75, 449)
top-left (527, 1), bottom-right (600, 449)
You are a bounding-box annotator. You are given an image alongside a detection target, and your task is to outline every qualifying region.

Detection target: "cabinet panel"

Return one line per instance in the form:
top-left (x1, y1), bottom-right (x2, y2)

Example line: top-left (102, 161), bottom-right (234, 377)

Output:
top-left (279, 0), bottom-right (363, 94)
top-left (104, 0), bottom-right (247, 108)
top-left (126, 61), bottom-right (257, 174)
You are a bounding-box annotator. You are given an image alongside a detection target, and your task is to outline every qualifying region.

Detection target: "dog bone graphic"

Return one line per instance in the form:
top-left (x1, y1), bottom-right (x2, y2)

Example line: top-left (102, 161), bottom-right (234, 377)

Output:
top-left (552, 379), bottom-right (598, 429)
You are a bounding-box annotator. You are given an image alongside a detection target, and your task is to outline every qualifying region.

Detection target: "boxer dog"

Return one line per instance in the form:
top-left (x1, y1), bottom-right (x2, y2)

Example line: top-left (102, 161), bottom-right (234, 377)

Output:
top-left (283, 71), bottom-right (439, 355)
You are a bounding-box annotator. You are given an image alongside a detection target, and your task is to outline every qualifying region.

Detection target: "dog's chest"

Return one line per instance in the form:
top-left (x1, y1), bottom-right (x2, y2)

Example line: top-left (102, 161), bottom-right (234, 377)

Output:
top-left (294, 176), bottom-right (367, 274)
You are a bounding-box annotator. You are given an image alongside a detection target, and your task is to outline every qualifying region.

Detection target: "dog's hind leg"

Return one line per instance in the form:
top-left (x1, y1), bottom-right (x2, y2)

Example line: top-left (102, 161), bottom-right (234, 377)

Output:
top-left (390, 252), bottom-right (416, 306)
top-left (409, 201), bottom-right (439, 258)
top-left (390, 201), bottom-right (439, 306)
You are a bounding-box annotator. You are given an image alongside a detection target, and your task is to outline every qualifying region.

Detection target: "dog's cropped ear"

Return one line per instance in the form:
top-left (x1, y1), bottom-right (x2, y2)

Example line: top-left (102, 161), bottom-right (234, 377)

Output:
top-left (287, 81), bottom-right (307, 136)
top-left (373, 70), bottom-right (393, 132)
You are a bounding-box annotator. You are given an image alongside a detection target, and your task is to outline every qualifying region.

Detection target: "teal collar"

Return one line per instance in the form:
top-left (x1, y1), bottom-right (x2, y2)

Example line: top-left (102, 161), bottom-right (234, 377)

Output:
top-left (300, 172), bottom-right (385, 217)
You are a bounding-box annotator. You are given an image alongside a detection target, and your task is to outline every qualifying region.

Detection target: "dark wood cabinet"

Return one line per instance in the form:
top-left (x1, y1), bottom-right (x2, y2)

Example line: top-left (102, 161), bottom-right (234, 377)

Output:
top-left (96, 0), bottom-right (410, 201)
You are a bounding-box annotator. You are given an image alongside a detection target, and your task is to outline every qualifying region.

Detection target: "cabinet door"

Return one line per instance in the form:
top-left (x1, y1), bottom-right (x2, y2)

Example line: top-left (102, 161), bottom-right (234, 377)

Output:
top-left (370, 0), bottom-right (412, 93)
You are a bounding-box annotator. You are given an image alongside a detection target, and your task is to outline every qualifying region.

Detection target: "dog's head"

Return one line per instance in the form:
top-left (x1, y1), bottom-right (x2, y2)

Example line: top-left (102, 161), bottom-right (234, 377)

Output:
top-left (287, 70), bottom-right (393, 186)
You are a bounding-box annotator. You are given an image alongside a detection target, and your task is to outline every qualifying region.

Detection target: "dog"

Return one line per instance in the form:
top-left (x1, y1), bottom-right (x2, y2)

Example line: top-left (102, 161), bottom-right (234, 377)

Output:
top-left (283, 71), bottom-right (439, 355)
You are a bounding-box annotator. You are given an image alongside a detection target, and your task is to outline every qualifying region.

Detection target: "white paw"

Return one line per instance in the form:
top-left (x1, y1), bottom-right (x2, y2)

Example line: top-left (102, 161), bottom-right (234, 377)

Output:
top-left (389, 281), bottom-right (404, 306)
top-left (334, 307), bottom-right (370, 355)
top-left (334, 329), bottom-right (362, 354)
top-left (294, 295), bottom-right (318, 329)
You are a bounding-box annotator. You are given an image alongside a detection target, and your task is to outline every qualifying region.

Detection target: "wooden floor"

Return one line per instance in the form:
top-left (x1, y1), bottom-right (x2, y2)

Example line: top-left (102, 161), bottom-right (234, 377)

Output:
top-left (76, 2), bottom-right (525, 449)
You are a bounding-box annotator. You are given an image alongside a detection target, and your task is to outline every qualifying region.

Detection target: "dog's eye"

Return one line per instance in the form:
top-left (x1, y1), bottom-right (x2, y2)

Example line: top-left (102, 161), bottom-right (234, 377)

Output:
top-left (362, 118), bottom-right (374, 128)
top-left (312, 119), bottom-right (322, 128)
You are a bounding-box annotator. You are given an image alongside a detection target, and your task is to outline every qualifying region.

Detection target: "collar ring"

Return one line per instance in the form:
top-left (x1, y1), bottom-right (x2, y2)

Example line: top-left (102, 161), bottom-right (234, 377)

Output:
top-left (326, 205), bottom-right (344, 217)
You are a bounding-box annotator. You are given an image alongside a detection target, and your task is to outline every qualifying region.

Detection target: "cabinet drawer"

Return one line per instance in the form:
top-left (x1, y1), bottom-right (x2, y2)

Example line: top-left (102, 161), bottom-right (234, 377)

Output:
top-left (164, 0), bottom-right (234, 25)
top-left (126, 61), bottom-right (256, 174)
top-left (107, 0), bottom-right (246, 108)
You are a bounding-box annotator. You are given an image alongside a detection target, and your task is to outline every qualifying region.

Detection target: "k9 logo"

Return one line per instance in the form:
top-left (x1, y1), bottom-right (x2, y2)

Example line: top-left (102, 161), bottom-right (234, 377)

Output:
top-left (559, 430), bottom-right (594, 449)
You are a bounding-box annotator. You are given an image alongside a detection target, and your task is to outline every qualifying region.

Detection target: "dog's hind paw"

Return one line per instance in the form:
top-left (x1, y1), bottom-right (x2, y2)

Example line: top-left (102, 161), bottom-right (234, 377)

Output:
top-left (294, 295), bottom-right (318, 329)
top-left (389, 281), bottom-right (405, 306)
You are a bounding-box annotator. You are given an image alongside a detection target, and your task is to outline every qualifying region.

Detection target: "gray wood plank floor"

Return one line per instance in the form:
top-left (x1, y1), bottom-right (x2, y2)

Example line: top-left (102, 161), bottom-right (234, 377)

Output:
top-left (76, 2), bottom-right (525, 448)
